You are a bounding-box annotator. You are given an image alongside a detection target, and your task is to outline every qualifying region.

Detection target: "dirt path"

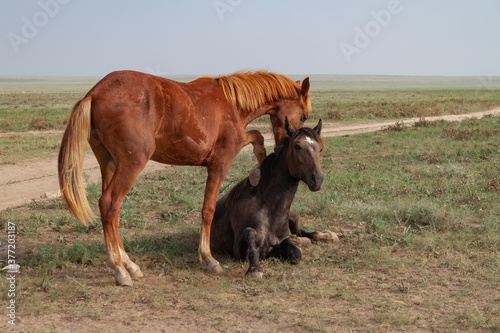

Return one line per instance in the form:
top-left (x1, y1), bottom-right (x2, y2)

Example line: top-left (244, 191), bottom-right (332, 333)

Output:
top-left (1, 107), bottom-right (499, 211)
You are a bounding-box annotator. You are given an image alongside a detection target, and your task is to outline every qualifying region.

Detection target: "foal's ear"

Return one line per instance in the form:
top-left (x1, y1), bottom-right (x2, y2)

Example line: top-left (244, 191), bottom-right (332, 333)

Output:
top-left (313, 118), bottom-right (322, 136)
top-left (301, 77), bottom-right (310, 95)
top-left (285, 117), bottom-right (296, 137)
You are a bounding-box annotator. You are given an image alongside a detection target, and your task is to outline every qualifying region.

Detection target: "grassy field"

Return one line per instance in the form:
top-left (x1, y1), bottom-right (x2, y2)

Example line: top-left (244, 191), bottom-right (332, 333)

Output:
top-left (0, 75), bottom-right (499, 332)
top-left (1, 75), bottom-right (500, 131)
top-left (1, 75), bottom-right (500, 166)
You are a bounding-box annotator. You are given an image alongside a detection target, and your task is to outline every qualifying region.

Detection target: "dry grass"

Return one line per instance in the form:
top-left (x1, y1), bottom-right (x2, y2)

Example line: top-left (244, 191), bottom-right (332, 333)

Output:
top-left (0, 77), bottom-right (499, 332)
top-left (1, 115), bottom-right (499, 332)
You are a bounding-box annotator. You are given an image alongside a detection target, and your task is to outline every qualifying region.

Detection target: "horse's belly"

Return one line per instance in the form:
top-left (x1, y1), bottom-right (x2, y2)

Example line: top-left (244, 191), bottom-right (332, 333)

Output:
top-left (150, 135), bottom-right (214, 166)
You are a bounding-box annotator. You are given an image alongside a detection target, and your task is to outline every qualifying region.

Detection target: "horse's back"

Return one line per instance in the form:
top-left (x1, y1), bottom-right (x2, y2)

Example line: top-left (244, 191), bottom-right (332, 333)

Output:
top-left (85, 71), bottom-right (231, 166)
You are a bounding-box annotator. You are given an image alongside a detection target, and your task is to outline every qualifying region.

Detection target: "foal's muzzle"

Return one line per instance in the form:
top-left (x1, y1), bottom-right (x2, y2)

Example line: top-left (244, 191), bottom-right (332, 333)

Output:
top-left (308, 172), bottom-right (324, 192)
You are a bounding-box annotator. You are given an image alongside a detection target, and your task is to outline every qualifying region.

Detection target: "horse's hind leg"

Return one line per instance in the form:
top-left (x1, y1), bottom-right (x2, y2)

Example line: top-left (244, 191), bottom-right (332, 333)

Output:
top-left (89, 129), bottom-right (115, 192)
top-left (90, 130), bottom-right (147, 284)
top-left (98, 162), bottom-right (148, 286)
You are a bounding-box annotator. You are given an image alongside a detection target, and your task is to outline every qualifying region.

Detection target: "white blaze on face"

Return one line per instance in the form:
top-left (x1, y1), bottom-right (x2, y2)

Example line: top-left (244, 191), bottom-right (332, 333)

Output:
top-left (303, 135), bottom-right (319, 155)
top-left (304, 136), bottom-right (315, 145)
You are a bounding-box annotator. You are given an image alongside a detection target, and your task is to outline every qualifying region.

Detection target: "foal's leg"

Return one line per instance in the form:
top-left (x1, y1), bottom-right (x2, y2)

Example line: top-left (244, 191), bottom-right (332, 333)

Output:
top-left (237, 227), bottom-right (264, 278)
top-left (268, 237), bottom-right (302, 264)
top-left (289, 206), bottom-right (339, 243)
top-left (99, 162), bottom-right (147, 286)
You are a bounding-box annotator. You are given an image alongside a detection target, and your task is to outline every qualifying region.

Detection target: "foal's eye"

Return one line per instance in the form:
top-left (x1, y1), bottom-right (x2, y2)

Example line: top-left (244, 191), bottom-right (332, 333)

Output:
top-left (295, 144), bottom-right (301, 150)
top-left (301, 114), bottom-right (307, 122)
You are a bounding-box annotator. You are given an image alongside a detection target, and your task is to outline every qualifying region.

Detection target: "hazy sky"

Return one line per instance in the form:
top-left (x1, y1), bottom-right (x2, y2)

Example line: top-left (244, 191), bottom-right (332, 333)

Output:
top-left (1, 0), bottom-right (499, 76)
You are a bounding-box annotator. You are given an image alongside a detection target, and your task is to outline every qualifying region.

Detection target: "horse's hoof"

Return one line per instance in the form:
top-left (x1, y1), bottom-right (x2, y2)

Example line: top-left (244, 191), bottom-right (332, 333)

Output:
top-left (205, 258), bottom-right (223, 274)
top-left (292, 237), bottom-right (311, 247)
top-left (129, 266), bottom-right (144, 279)
top-left (246, 271), bottom-right (263, 279)
top-left (323, 231), bottom-right (339, 242)
top-left (115, 273), bottom-right (133, 286)
top-left (210, 264), bottom-right (223, 274)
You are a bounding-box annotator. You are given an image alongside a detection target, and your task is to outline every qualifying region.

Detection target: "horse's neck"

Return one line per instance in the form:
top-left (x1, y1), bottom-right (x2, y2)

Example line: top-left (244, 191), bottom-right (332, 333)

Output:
top-left (241, 104), bottom-right (274, 125)
top-left (259, 153), bottom-right (299, 213)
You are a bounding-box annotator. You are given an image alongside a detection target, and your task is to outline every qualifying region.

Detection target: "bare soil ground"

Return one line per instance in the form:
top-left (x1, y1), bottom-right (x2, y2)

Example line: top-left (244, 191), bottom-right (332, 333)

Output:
top-left (1, 107), bottom-right (499, 212)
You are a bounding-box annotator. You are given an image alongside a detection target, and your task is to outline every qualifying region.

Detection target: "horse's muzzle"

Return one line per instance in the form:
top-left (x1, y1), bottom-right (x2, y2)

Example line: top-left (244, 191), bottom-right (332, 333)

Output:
top-left (308, 172), bottom-right (324, 192)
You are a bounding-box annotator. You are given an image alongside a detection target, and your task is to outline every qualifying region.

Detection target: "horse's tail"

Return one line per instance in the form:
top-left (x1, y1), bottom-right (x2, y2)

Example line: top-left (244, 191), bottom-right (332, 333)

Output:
top-left (58, 96), bottom-right (95, 225)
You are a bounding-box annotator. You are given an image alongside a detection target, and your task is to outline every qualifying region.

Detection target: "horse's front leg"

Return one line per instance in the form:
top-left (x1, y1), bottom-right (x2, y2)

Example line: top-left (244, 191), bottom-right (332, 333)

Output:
top-left (245, 130), bottom-right (266, 164)
top-left (245, 130), bottom-right (266, 186)
top-left (268, 237), bottom-right (302, 264)
top-left (238, 227), bottom-right (264, 278)
top-left (199, 162), bottom-right (232, 273)
top-left (289, 206), bottom-right (339, 243)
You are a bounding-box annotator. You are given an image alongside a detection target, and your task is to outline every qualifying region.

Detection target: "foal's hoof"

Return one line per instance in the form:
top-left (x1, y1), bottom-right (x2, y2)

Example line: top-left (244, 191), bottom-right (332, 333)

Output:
top-left (318, 231), bottom-right (339, 242)
top-left (246, 271), bottom-right (263, 279)
top-left (292, 237), bottom-right (312, 247)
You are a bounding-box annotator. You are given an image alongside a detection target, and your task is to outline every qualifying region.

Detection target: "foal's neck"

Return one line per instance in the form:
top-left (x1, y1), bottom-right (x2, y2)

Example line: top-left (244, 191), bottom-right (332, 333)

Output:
top-left (259, 152), bottom-right (299, 213)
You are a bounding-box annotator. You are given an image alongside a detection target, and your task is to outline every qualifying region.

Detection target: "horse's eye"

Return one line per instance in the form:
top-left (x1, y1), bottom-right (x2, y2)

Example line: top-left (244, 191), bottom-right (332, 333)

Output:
top-left (301, 114), bottom-right (307, 122)
top-left (295, 144), bottom-right (301, 150)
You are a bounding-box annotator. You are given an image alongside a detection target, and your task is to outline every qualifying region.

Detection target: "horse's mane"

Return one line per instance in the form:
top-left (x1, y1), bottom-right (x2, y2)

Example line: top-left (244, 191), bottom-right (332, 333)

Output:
top-left (214, 71), bottom-right (311, 111)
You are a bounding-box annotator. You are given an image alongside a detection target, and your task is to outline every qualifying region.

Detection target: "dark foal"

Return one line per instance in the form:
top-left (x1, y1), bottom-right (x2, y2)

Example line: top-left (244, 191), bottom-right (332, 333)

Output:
top-left (210, 119), bottom-right (326, 277)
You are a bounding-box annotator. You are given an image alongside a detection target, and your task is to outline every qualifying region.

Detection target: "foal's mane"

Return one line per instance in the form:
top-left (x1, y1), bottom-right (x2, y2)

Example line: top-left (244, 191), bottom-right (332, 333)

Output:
top-left (220, 127), bottom-right (323, 207)
top-left (214, 71), bottom-right (311, 111)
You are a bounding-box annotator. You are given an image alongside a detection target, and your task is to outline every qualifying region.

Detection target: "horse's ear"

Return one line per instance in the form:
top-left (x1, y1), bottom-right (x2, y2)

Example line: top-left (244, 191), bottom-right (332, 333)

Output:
top-left (295, 80), bottom-right (300, 85)
top-left (285, 117), bottom-right (296, 137)
top-left (301, 77), bottom-right (310, 95)
top-left (313, 118), bottom-right (322, 136)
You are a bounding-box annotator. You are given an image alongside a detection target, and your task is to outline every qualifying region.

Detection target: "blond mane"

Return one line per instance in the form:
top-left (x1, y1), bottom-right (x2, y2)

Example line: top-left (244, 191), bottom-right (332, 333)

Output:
top-left (214, 71), bottom-right (310, 111)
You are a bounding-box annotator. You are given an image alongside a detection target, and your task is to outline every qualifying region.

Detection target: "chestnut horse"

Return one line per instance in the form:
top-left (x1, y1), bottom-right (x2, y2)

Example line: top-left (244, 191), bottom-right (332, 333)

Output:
top-left (58, 70), bottom-right (311, 286)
